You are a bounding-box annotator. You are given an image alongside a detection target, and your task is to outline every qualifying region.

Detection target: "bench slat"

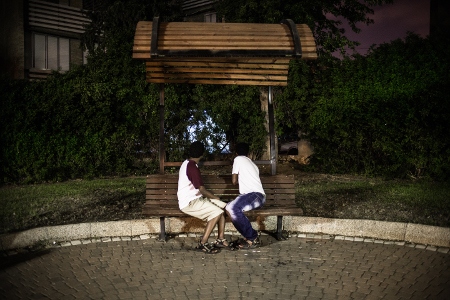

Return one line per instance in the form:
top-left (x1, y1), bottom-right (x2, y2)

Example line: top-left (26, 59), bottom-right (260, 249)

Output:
top-left (145, 184), bottom-right (296, 189)
top-left (146, 174), bottom-right (294, 183)
top-left (145, 187), bottom-right (294, 194)
top-left (146, 188), bottom-right (295, 199)
top-left (142, 200), bottom-right (301, 208)
top-left (142, 205), bottom-right (302, 216)
top-left (146, 183), bottom-right (294, 189)
top-left (145, 193), bottom-right (295, 201)
top-left (245, 208), bottom-right (303, 216)
top-left (145, 195), bottom-right (296, 202)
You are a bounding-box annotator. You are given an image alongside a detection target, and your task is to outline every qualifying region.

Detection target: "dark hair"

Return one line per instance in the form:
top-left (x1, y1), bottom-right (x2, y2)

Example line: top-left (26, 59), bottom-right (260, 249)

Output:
top-left (189, 141), bottom-right (205, 158)
top-left (235, 142), bottom-right (249, 156)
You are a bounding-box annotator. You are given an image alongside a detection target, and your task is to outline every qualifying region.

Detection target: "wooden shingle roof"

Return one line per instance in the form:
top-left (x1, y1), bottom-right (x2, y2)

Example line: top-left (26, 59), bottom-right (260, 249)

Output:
top-left (133, 18), bottom-right (317, 86)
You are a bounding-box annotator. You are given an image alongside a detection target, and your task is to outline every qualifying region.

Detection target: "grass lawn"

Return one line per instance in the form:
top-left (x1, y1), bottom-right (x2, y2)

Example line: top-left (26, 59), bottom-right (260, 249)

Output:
top-left (296, 174), bottom-right (450, 227)
top-left (0, 177), bottom-right (145, 234)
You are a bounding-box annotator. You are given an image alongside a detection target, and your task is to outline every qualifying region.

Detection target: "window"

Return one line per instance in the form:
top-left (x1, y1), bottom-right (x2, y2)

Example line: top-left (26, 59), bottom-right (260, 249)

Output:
top-left (82, 42), bottom-right (99, 65)
top-left (83, 48), bottom-right (89, 65)
top-left (33, 33), bottom-right (70, 71)
top-left (204, 13), bottom-right (216, 23)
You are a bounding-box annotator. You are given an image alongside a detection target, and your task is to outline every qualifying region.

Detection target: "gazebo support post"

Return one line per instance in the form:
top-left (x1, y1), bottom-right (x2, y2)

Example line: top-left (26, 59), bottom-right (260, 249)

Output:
top-left (268, 86), bottom-right (276, 175)
top-left (159, 83), bottom-right (165, 174)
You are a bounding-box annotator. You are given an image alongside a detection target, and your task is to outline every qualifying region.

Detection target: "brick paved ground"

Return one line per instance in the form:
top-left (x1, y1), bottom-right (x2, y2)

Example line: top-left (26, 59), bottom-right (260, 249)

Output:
top-left (0, 235), bottom-right (449, 299)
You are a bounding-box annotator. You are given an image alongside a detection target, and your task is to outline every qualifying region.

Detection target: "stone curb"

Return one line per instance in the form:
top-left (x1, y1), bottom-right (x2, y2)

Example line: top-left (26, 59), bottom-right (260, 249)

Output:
top-left (1, 216), bottom-right (449, 251)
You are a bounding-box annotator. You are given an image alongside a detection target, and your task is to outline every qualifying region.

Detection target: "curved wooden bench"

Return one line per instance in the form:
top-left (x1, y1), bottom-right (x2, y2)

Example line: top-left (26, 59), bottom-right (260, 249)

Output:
top-left (144, 174), bottom-right (302, 240)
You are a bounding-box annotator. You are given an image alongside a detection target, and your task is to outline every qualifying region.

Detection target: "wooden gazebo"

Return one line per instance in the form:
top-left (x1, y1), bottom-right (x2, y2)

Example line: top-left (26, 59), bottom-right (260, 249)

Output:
top-left (132, 18), bottom-right (317, 174)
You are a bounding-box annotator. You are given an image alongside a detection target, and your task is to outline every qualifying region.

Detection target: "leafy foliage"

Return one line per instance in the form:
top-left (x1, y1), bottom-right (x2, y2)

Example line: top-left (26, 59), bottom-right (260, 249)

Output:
top-left (214, 0), bottom-right (393, 56)
top-left (308, 34), bottom-right (450, 179)
top-left (192, 85), bottom-right (267, 157)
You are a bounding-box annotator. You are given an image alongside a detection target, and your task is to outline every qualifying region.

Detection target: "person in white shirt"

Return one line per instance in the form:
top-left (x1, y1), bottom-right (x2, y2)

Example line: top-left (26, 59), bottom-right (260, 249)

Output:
top-left (177, 141), bottom-right (228, 254)
top-left (226, 143), bottom-right (265, 249)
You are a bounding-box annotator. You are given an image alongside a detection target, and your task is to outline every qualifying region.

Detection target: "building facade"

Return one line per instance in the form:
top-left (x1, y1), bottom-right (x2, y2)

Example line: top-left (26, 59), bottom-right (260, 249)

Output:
top-left (182, 0), bottom-right (218, 22)
top-left (430, 0), bottom-right (450, 38)
top-left (0, 0), bottom-right (93, 80)
top-left (0, 0), bottom-right (217, 80)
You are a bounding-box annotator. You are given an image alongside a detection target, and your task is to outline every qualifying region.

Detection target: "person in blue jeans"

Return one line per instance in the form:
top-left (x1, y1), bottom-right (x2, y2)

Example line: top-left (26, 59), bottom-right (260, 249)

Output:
top-left (226, 142), bottom-right (265, 249)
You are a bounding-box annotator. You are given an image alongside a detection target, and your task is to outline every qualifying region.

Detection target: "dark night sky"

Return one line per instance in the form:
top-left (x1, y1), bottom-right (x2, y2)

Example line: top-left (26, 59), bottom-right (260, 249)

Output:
top-left (340, 0), bottom-right (430, 55)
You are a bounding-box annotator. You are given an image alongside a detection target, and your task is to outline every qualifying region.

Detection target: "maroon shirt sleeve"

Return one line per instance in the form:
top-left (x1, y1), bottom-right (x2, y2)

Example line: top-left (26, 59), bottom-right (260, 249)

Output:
top-left (186, 160), bottom-right (203, 189)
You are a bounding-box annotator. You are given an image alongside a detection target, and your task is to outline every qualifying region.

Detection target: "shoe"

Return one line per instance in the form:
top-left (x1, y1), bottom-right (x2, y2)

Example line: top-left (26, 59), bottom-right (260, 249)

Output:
top-left (213, 238), bottom-right (230, 248)
top-left (228, 239), bottom-right (242, 251)
top-left (195, 242), bottom-right (220, 254)
top-left (237, 237), bottom-right (261, 250)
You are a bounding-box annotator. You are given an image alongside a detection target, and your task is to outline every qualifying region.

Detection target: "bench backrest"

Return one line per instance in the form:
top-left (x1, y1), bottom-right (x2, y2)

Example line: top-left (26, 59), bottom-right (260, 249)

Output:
top-left (143, 174), bottom-right (301, 218)
top-left (146, 174), bottom-right (295, 204)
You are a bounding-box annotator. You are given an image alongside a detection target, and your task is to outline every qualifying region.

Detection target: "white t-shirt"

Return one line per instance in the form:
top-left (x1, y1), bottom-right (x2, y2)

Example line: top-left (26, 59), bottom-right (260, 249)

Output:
top-left (232, 156), bottom-right (265, 195)
top-left (177, 160), bottom-right (203, 209)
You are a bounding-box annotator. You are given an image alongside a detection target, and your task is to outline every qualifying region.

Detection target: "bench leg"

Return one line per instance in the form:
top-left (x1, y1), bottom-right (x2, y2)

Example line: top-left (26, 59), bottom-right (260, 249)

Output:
top-left (276, 216), bottom-right (283, 240)
top-left (159, 217), bottom-right (166, 241)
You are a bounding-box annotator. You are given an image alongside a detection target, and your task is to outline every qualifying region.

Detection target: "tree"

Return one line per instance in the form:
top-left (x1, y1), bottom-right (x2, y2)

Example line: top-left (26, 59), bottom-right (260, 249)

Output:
top-left (191, 85), bottom-right (267, 157)
top-left (309, 34), bottom-right (450, 178)
top-left (211, 0), bottom-right (394, 146)
top-left (79, 0), bottom-right (190, 162)
top-left (214, 0), bottom-right (393, 56)
top-left (82, 0), bottom-right (183, 56)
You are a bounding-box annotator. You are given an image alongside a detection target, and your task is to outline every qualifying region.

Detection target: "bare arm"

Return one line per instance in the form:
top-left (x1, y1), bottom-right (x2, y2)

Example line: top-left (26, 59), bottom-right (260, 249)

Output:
top-left (232, 174), bottom-right (238, 185)
top-left (199, 186), bottom-right (220, 200)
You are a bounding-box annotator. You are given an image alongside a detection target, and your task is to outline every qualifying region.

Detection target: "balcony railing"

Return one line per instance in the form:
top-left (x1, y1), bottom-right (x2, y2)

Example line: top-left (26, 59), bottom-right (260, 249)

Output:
top-left (28, 0), bottom-right (91, 35)
top-left (182, 0), bottom-right (216, 14)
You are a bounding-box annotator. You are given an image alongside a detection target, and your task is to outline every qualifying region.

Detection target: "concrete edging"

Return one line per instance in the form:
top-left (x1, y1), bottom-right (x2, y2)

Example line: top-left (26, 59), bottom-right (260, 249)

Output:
top-left (1, 216), bottom-right (449, 251)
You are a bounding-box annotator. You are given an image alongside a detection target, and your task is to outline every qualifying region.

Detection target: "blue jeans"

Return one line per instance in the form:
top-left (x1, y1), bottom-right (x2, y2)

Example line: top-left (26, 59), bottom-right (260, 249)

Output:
top-left (226, 192), bottom-right (265, 241)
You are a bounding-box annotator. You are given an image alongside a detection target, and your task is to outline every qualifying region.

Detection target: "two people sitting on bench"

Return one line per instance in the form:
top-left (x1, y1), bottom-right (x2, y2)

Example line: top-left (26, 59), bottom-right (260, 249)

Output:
top-left (177, 141), bottom-right (265, 254)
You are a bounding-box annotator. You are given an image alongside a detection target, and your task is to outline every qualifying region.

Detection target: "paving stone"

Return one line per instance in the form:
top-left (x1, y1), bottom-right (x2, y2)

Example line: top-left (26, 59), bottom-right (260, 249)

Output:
top-left (0, 236), bottom-right (449, 299)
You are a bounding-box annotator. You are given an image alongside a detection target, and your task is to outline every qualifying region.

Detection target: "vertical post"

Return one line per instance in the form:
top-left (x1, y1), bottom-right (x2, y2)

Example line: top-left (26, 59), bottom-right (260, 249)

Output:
top-left (276, 216), bottom-right (283, 240)
top-left (260, 87), bottom-right (270, 161)
top-left (159, 217), bottom-right (166, 241)
top-left (159, 83), bottom-right (165, 174)
top-left (268, 86), bottom-right (276, 175)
